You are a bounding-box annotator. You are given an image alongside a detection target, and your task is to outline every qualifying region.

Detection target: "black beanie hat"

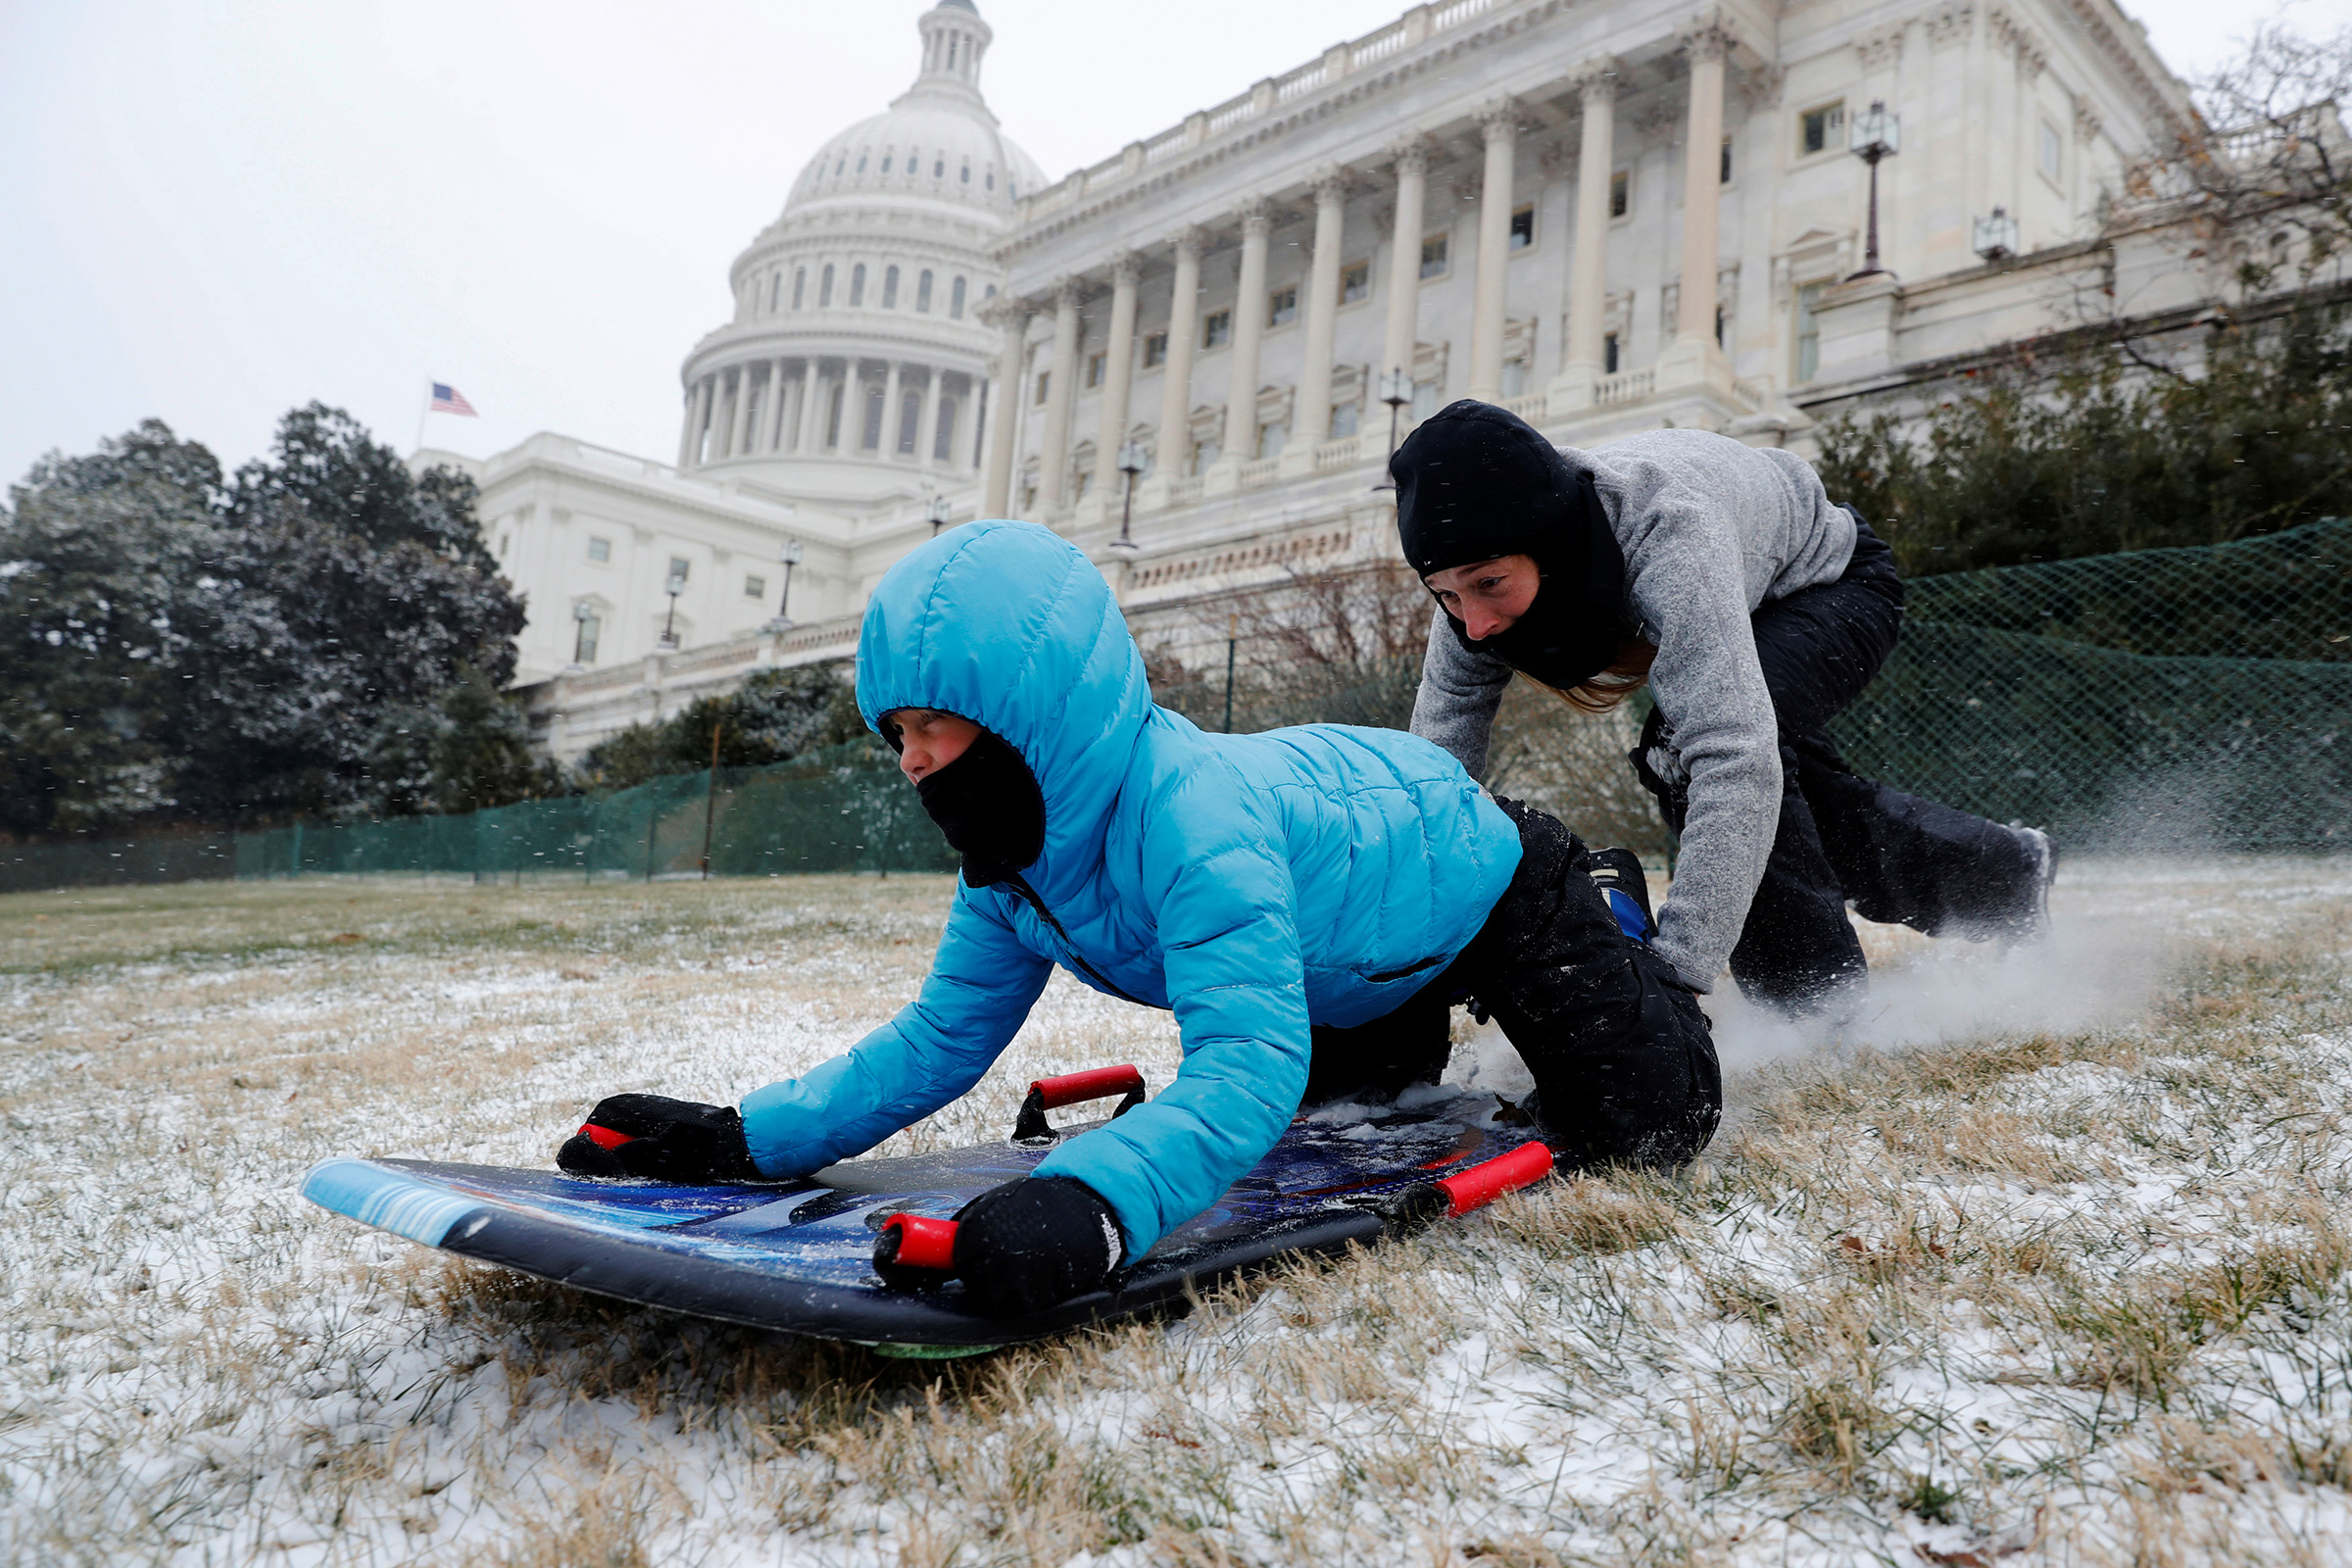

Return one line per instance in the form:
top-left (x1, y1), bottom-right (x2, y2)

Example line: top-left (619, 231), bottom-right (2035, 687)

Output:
top-left (1390, 399), bottom-right (1630, 690)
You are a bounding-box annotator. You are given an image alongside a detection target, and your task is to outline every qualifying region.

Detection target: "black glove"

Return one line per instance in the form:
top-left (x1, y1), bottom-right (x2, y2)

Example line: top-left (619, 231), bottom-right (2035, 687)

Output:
top-left (951, 1176), bottom-right (1125, 1317)
top-left (557, 1094), bottom-right (761, 1183)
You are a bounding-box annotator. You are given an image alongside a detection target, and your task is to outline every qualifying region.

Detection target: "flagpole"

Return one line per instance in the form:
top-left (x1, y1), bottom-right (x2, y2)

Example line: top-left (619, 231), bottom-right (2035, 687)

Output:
top-left (416, 384), bottom-right (430, 456)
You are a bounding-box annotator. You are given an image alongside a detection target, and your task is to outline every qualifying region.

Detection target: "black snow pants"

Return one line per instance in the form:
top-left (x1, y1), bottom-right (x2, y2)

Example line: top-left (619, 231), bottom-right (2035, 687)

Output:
top-left (1633, 515), bottom-right (2044, 1016)
top-left (1301, 799), bottom-right (1722, 1173)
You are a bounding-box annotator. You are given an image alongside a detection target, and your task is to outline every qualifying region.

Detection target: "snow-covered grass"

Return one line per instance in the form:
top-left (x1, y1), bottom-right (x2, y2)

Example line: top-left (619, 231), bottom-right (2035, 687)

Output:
top-left (4, 862), bottom-right (2350, 1566)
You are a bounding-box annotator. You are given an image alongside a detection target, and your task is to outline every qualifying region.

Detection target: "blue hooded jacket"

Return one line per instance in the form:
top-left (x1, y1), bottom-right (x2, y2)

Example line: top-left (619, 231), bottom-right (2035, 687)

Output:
top-left (739, 521), bottom-right (1522, 1257)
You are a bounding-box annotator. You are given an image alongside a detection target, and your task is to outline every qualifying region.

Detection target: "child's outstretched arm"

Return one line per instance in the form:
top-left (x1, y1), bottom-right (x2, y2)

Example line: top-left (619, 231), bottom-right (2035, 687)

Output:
top-left (737, 885), bottom-right (1054, 1177)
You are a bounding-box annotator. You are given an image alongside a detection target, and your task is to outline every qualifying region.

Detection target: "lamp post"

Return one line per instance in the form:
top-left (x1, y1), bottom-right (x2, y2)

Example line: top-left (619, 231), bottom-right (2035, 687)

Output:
top-left (1378, 368), bottom-right (1413, 462)
top-left (569, 601), bottom-right (596, 667)
top-left (925, 493), bottom-right (952, 536)
top-left (1972, 206), bottom-right (2019, 263)
top-left (1846, 99), bottom-right (1900, 281)
top-left (1111, 441), bottom-right (1147, 551)
top-left (776, 538), bottom-right (804, 628)
top-left (659, 568), bottom-right (686, 650)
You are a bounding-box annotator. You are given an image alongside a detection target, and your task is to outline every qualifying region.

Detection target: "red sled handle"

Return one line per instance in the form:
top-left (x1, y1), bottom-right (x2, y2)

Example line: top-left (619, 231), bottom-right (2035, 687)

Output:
top-left (1011, 1064), bottom-right (1147, 1144)
top-left (1433, 1141), bottom-right (1554, 1216)
top-left (873, 1212), bottom-right (959, 1272)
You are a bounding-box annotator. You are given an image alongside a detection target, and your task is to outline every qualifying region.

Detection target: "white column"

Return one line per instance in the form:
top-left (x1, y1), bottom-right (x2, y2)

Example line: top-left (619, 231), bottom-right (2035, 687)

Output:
top-left (686, 375), bottom-right (714, 467)
top-left (1290, 171), bottom-right (1348, 464)
top-left (1675, 27), bottom-right (1730, 349)
top-left (796, 359), bottom-right (821, 454)
top-left (1092, 253), bottom-right (1141, 495)
top-left (1558, 63), bottom-right (1620, 405)
top-left (982, 299), bottom-right (1029, 515)
top-left (1381, 143), bottom-right (1429, 400)
top-left (1467, 101), bottom-right (1518, 402)
top-left (760, 359), bottom-right (783, 453)
top-left (724, 366), bottom-right (753, 459)
top-left (916, 366), bottom-right (944, 468)
top-left (676, 381), bottom-right (700, 468)
top-left (1038, 280), bottom-right (1080, 508)
top-left (1214, 203), bottom-right (1272, 482)
top-left (881, 361), bottom-right (904, 457)
top-left (1152, 229), bottom-right (1204, 490)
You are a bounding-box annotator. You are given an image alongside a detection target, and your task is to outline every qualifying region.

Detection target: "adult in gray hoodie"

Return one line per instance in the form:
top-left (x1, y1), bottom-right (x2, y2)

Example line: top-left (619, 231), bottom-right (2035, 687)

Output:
top-left (1395, 400), bottom-right (2051, 1016)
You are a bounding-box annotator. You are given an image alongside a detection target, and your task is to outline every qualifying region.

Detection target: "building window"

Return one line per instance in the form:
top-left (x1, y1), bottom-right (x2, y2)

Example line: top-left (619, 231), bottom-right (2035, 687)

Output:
top-left (1410, 380), bottom-right (1440, 420)
top-left (767, 273), bottom-right (780, 312)
top-left (819, 265), bottom-right (835, 307)
top-left (1331, 401), bottom-right (1359, 439)
top-left (861, 384), bottom-right (884, 449)
top-left (1035, 370), bottom-right (1051, 407)
top-left (1500, 360), bottom-right (1527, 398)
top-left (1202, 308), bottom-right (1232, 349)
top-left (1142, 330), bottom-right (1168, 368)
top-left (587, 536), bottom-right (611, 564)
top-left (1799, 102), bottom-right (1845, 158)
top-left (497, 531), bottom-right (510, 558)
top-left (883, 265), bottom-right (900, 309)
top-left (792, 268), bottom-right (807, 310)
top-left (916, 270), bottom-right (934, 312)
top-left (987, 169), bottom-right (996, 190)
top-left (933, 157), bottom-right (945, 178)
top-left (572, 608), bottom-right (601, 664)
top-left (1721, 138), bottom-right (1734, 183)
top-left (1267, 284), bottom-right (1298, 328)
top-left (744, 575), bottom-right (765, 599)
top-left (950, 275), bottom-right (967, 318)
top-left (1603, 332), bottom-right (1621, 374)
top-left (1420, 233), bottom-right (1449, 278)
top-left (934, 396), bottom-right (957, 461)
top-left (667, 556), bottom-right (691, 585)
top-left (1508, 205), bottom-right (1535, 251)
top-left (857, 153), bottom-right (868, 173)
top-left (1191, 437), bottom-right (1220, 475)
top-left (1086, 351), bottom-right (1105, 389)
top-left (850, 264), bottom-right (866, 307)
top-left (1341, 260), bottom-right (1370, 303)
top-left (899, 390), bottom-right (920, 454)
top-left (1075, 468), bottom-right (1094, 501)
top-left (2039, 121), bottom-right (2063, 181)
top-left (1609, 172), bottom-right (1630, 219)
top-left (1794, 281), bottom-right (1826, 383)
top-left (1256, 420), bottom-right (1287, 461)
top-left (1715, 305), bottom-right (1726, 346)
top-left (960, 162), bottom-right (971, 184)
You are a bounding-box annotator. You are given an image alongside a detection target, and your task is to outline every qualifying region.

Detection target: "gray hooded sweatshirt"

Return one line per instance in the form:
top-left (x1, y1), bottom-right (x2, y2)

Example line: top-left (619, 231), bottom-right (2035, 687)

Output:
top-left (1408, 427), bottom-right (1856, 992)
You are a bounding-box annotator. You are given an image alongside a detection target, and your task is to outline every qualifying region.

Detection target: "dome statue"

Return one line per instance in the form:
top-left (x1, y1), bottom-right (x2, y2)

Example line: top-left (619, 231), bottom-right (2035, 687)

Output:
top-left (674, 1), bottom-right (1042, 508)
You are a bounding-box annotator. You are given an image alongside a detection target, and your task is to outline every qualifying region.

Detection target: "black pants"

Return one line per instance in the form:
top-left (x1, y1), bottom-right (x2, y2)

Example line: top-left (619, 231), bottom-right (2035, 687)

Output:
top-left (1302, 800), bottom-right (1721, 1173)
top-left (1634, 517), bottom-right (2043, 1015)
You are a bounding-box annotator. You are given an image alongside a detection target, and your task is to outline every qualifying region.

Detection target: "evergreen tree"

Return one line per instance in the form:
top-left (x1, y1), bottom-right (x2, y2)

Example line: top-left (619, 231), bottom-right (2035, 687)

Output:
top-left (574, 662), bottom-right (865, 791)
top-left (361, 665), bottom-right (560, 817)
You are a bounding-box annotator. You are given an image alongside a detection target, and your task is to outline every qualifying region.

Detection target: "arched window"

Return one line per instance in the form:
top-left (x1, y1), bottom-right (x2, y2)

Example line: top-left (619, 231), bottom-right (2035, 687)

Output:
top-left (881, 153), bottom-right (893, 173)
top-left (916, 270), bottom-right (934, 312)
top-left (819, 265), bottom-right (834, 307)
top-left (950, 275), bottom-right (967, 318)
top-left (960, 163), bottom-right (971, 185)
top-left (834, 157), bottom-right (845, 177)
top-left (767, 272), bottom-right (780, 312)
top-left (856, 153), bottom-right (868, 173)
top-left (792, 267), bottom-right (807, 310)
top-left (933, 157), bottom-right (945, 178)
top-left (850, 264), bottom-right (866, 307)
top-left (882, 265), bottom-right (900, 309)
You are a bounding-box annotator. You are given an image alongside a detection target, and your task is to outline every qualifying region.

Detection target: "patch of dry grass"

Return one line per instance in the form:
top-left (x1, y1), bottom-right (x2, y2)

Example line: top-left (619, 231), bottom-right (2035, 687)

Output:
top-left (4, 861), bottom-right (2352, 1565)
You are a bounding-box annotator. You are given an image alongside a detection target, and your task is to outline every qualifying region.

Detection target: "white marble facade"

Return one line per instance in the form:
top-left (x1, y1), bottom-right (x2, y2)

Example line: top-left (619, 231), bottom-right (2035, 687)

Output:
top-left (491, 0), bottom-right (2227, 760)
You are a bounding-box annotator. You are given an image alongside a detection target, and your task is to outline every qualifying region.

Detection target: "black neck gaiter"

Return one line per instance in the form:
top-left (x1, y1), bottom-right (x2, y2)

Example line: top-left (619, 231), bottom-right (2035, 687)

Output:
top-left (911, 728), bottom-right (1045, 887)
top-left (1394, 400), bottom-right (1631, 690)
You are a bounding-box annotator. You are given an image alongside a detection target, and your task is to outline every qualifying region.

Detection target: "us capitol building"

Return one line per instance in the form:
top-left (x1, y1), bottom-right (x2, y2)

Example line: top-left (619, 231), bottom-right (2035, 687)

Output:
top-left (420, 0), bottom-right (2207, 761)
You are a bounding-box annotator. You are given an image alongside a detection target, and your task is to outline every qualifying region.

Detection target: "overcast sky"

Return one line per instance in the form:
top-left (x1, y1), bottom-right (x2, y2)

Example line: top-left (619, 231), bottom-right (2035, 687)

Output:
top-left (0, 0), bottom-right (2326, 494)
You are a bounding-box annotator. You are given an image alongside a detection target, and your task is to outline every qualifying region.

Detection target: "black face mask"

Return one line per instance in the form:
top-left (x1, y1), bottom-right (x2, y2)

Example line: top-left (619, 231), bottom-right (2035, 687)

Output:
top-left (908, 728), bottom-right (1045, 887)
top-left (1394, 400), bottom-right (1630, 690)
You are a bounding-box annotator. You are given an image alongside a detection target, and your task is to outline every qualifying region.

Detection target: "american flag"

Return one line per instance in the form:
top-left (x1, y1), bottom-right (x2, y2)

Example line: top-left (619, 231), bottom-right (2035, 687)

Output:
top-left (428, 382), bottom-right (478, 416)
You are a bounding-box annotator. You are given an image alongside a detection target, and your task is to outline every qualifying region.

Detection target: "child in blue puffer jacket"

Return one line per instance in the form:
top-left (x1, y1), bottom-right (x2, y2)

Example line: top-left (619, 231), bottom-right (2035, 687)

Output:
top-left (559, 521), bottom-right (1718, 1316)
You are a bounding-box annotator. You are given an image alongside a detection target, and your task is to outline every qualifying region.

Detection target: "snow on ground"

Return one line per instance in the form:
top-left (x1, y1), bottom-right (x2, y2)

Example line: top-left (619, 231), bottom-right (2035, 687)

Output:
top-left (2, 861), bottom-right (2349, 1566)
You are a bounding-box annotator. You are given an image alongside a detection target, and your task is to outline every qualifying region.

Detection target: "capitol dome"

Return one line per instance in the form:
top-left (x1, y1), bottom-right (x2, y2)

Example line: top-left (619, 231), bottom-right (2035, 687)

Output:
top-left (673, 1), bottom-right (1042, 510)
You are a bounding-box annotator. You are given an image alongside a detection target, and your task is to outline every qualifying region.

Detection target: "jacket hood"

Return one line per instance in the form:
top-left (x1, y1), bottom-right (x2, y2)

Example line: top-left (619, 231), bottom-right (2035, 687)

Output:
top-left (858, 520), bottom-right (1152, 902)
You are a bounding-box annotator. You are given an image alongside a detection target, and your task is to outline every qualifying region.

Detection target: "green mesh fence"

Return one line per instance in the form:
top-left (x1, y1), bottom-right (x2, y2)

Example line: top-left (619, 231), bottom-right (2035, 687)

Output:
top-left (1830, 517), bottom-right (2352, 851)
top-left (7, 523), bottom-right (2345, 895)
top-left (230, 741), bottom-right (956, 883)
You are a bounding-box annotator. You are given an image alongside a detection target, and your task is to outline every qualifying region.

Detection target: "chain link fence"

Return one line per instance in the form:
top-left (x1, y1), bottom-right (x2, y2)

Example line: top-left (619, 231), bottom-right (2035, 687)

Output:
top-left (6, 520), bottom-right (2345, 894)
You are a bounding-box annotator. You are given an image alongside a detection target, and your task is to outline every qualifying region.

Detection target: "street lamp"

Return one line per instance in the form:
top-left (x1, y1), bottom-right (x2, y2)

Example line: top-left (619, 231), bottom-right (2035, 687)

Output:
top-left (569, 600), bottom-right (597, 667)
top-left (1111, 441), bottom-right (1148, 551)
top-left (1378, 368), bottom-right (1413, 462)
top-left (1845, 100), bottom-right (1901, 281)
top-left (777, 538), bottom-right (804, 627)
top-left (925, 493), bottom-right (952, 536)
top-left (1972, 207), bottom-right (2019, 263)
top-left (659, 567), bottom-right (686, 649)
